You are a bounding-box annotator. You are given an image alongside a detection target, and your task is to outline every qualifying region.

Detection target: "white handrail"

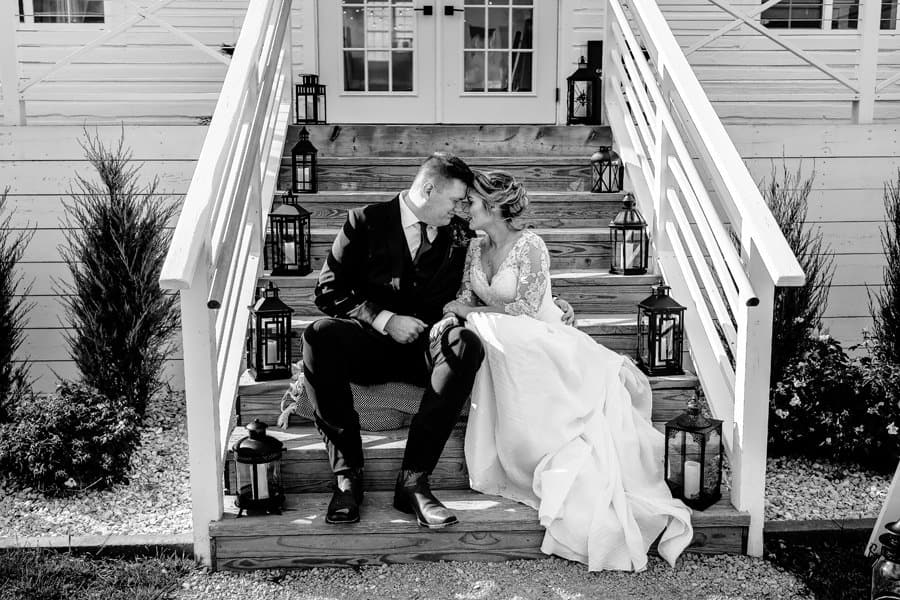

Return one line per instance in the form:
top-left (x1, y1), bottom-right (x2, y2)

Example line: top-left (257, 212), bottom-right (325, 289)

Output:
top-left (604, 0), bottom-right (804, 559)
top-left (158, 0), bottom-right (293, 567)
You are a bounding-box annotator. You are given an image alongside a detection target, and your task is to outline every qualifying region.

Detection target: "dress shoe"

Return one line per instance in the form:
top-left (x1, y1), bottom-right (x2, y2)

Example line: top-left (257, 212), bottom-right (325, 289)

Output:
top-left (325, 467), bottom-right (364, 524)
top-left (392, 469), bottom-right (458, 529)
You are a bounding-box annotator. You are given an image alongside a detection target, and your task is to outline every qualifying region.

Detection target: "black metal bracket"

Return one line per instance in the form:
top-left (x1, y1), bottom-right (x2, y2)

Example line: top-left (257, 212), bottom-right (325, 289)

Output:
top-left (444, 5), bottom-right (464, 15)
top-left (414, 5), bottom-right (433, 15)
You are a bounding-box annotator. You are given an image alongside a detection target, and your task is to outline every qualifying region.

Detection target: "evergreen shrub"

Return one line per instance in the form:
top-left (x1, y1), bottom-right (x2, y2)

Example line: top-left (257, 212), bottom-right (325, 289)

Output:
top-left (58, 130), bottom-right (180, 419)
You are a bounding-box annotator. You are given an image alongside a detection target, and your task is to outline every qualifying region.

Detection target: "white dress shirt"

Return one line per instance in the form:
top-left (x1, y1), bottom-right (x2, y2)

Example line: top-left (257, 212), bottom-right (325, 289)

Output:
top-left (372, 191), bottom-right (438, 334)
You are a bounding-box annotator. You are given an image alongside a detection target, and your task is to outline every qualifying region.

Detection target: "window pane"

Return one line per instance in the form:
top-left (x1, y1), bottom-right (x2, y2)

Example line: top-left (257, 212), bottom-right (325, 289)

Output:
top-left (487, 52), bottom-right (508, 91)
top-left (34, 0), bottom-right (67, 23)
top-left (511, 8), bottom-right (532, 49)
top-left (512, 0), bottom-right (532, 4)
top-left (465, 52), bottom-right (485, 91)
top-left (367, 6), bottom-right (391, 49)
top-left (882, 0), bottom-right (898, 29)
top-left (488, 7), bottom-right (509, 47)
top-left (80, 0), bottom-right (104, 23)
top-left (392, 51), bottom-right (413, 91)
top-left (511, 52), bottom-right (532, 92)
top-left (344, 51), bottom-right (365, 91)
top-left (368, 50), bottom-right (390, 91)
top-left (465, 7), bottom-right (486, 48)
top-left (465, 0), bottom-right (485, 4)
top-left (832, 0), bottom-right (859, 29)
top-left (343, 7), bottom-right (365, 48)
top-left (761, 0), bottom-right (823, 28)
top-left (392, 6), bottom-right (414, 48)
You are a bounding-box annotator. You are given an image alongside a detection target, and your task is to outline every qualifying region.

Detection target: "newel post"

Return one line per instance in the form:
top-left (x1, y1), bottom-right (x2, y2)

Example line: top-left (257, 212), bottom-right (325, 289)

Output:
top-left (181, 248), bottom-right (225, 567)
top-left (0, 3), bottom-right (25, 125)
top-left (731, 235), bottom-right (776, 557)
top-left (855, 0), bottom-right (881, 123)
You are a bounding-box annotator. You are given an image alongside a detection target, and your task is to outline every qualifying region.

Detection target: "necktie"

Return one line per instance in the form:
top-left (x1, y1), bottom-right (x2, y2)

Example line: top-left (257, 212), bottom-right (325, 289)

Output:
top-left (413, 221), bottom-right (432, 264)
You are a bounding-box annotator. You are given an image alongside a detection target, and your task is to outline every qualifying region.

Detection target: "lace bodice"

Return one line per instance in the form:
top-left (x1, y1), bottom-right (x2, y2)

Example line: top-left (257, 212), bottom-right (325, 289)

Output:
top-left (455, 230), bottom-right (560, 321)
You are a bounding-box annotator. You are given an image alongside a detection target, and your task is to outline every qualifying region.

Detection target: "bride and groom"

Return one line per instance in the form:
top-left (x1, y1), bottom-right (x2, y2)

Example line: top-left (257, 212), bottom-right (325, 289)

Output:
top-left (302, 152), bottom-right (693, 572)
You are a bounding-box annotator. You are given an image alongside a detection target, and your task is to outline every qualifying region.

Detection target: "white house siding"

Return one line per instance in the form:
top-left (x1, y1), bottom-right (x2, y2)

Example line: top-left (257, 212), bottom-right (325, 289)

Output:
top-left (655, 0), bottom-right (900, 123)
top-left (723, 124), bottom-right (900, 348)
top-left (2, 125), bottom-right (209, 392)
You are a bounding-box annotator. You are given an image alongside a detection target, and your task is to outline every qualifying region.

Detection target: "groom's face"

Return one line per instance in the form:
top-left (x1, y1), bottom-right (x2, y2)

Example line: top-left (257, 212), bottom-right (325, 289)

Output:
top-left (422, 178), bottom-right (469, 226)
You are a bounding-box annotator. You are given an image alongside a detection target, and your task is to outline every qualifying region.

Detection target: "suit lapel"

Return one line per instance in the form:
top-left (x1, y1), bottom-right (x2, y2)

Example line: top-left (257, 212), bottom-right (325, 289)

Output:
top-left (386, 196), bottom-right (406, 279)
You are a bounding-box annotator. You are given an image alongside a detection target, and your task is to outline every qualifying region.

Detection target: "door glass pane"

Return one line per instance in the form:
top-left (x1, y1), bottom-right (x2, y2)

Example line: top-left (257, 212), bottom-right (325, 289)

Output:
top-left (511, 8), bottom-right (532, 49)
top-left (511, 52), bottom-right (532, 91)
top-left (487, 52), bottom-right (508, 91)
top-left (487, 7), bottom-right (509, 47)
top-left (464, 52), bottom-right (485, 91)
top-left (465, 7), bottom-right (486, 48)
top-left (465, 0), bottom-right (485, 4)
top-left (342, 0), bottom-right (416, 92)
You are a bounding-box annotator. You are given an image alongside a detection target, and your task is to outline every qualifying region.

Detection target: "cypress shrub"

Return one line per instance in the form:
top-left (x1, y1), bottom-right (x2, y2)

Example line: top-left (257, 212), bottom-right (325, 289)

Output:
top-left (868, 170), bottom-right (900, 364)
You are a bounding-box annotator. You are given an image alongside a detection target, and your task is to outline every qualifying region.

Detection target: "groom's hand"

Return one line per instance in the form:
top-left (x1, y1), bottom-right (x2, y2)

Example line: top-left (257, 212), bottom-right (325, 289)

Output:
top-left (554, 296), bottom-right (576, 326)
top-left (385, 315), bottom-right (427, 344)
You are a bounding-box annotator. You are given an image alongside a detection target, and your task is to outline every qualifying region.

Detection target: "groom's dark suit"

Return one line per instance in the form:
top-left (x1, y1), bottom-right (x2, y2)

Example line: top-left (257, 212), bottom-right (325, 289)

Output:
top-left (303, 195), bottom-right (485, 476)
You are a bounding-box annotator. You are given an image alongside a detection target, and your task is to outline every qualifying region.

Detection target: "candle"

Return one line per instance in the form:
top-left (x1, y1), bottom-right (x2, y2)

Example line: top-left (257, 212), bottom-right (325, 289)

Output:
top-left (265, 338), bottom-right (278, 365)
top-left (283, 240), bottom-right (296, 265)
top-left (252, 463), bottom-right (269, 499)
top-left (684, 460), bottom-right (701, 499)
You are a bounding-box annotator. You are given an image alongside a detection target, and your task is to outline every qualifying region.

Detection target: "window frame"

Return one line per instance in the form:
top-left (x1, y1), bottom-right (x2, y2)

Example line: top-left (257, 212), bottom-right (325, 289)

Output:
top-left (760, 0), bottom-right (899, 30)
top-left (17, 0), bottom-right (112, 30)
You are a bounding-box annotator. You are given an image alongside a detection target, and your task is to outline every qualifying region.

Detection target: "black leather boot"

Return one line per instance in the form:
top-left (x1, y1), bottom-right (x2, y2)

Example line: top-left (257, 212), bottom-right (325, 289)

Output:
top-left (325, 467), bottom-right (364, 524)
top-left (392, 469), bottom-right (458, 529)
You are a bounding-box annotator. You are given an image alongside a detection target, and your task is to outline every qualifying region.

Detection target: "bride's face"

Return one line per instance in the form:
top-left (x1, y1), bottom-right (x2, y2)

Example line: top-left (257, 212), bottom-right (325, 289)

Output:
top-left (466, 191), bottom-right (499, 230)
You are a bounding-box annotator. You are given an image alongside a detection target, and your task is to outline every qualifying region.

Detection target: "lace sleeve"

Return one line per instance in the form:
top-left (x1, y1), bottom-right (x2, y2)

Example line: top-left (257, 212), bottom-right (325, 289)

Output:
top-left (504, 233), bottom-right (550, 317)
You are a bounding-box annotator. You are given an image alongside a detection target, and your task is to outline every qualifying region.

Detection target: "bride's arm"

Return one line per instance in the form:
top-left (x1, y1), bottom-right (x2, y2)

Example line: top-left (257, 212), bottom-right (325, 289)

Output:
top-left (442, 239), bottom-right (481, 314)
top-left (448, 234), bottom-right (549, 319)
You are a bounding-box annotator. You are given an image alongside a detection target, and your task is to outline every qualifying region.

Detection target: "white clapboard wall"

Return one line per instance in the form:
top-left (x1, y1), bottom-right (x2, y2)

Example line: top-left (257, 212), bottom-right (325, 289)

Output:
top-left (656, 0), bottom-right (900, 123)
top-left (5, 0), bottom-right (315, 124)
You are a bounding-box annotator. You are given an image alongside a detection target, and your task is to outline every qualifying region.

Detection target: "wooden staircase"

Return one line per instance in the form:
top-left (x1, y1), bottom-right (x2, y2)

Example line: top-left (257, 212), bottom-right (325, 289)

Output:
top-left (213, 124), bottom-right (749, 570)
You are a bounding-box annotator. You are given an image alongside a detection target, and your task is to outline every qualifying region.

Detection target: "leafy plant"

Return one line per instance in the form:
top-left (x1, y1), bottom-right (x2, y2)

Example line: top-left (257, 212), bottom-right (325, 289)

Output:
top-left (761, 162), bottom-right (834, 386)
top-left (0, 188), bottom-right (35, 423)
top-left (57, 130), bottom-right (180, 418)
top-left (868, 170), bottom-right (900, 365)
top-left (0, 381), bottom-right (139, 493)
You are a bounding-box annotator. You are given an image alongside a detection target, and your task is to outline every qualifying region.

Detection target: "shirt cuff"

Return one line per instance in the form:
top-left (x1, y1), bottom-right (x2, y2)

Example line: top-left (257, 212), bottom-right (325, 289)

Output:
top-left (372, 310), bottom-right (394, 334)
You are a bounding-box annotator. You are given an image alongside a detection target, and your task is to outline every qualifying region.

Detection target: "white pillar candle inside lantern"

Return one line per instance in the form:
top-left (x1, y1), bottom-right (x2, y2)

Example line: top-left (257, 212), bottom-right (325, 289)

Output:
top-left (684, 461), bottom-right (701, 499)
top-left (264, 337), bottom-right (278, 365)
top-left (283, 236), bottom-right (297, 265)
top-left (253, 463), bottom-right (270, 499)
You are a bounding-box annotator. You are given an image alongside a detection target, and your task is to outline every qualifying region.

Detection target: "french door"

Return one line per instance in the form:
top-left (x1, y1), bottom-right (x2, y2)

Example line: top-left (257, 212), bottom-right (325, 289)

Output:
top-left (317, 0), bottom-right (558, 123)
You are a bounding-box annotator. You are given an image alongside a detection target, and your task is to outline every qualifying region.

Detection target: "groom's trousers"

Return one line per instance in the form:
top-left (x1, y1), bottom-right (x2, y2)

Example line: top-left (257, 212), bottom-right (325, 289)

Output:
top-left (302, 317), bottom-right (485, 475)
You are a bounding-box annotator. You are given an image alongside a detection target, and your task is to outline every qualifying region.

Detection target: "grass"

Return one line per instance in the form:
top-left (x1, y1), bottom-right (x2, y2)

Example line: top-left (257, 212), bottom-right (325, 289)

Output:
top-left (0, 546), bottom-right (194, 600)
top-left (765, 530), bottom-right (872, 600)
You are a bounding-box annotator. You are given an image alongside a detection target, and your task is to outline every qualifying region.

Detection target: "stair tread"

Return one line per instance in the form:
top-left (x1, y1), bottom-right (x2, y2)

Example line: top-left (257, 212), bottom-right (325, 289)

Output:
top-left (311, 156), bottom-right (600, 165)
top-left (293, 190), bottom-right (625, 200)
top-left (309, 227), bottom-right (612, 237)
top-left (263, 270), bottom-right (662, 286)
top-left (287, 313), bottom-right (642, 334)
top-left (212, 489), bottom-right (748, 537)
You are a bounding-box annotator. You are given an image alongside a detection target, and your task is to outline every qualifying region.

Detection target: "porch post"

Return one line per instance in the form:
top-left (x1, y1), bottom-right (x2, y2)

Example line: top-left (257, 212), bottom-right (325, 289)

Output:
top-left (731, 236), bottom-right (776, 557)
top-left (0, 2), bottom-right (25, 125)
top-left (855, 0), bottom-right (881, 123)
top-left (180, 251), bottom-right (224, 567)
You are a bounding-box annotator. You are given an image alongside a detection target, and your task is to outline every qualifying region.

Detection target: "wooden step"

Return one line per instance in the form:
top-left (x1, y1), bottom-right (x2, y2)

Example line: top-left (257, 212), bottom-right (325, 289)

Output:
top-left (288, 124), bottom-right (613, 157)
top-left (306, 227), bottom-right (615, 270)
top-left (228, 380), bottom-right (696, 493)
top-left (263, 270), bottom-right (662, 316)
top-left (280, 157), bottom-right (597, 192)
top-left (209, 489), bottom-right (749, 570)
top-left (287, 191), bottom-right (627, 229)
top-left (234, 365), bottom-right (698, 439)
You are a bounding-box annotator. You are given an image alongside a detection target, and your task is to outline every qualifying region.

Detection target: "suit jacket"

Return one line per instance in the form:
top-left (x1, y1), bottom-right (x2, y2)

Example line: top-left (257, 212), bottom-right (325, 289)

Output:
top-left (314, 195), bottom-right (475, 327)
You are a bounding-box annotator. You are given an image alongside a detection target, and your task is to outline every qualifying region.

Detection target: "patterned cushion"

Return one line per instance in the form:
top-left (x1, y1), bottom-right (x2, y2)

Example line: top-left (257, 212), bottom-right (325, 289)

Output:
top-left (279, 362), bottom-right (469, 431)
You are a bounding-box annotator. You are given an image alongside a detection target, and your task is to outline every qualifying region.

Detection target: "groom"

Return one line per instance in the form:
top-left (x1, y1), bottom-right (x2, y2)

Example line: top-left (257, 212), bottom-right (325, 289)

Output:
top-left (304, 152), bottom-right (571, 528)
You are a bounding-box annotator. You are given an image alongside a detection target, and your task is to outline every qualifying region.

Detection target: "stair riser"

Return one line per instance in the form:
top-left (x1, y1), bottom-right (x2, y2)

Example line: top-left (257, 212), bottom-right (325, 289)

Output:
top-left (288, 200), bottom-right (621, 229)
top-left (281, 162), bottom-right (593, 192)
top-left (288, 124), bottom-right (612, 157)
top-left (274, 284), bottom-right (658, 316)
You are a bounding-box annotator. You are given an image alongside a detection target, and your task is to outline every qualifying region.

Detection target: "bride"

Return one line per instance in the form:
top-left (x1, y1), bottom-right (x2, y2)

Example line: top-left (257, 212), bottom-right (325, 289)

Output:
top-left (432, 170), bottom-right (694, 572)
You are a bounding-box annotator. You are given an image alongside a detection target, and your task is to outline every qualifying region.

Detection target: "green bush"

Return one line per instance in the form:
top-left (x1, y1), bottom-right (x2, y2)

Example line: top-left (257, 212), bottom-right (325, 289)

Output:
top-left (58, 130), bottom-right (180, 418)
top-left (0, 189), bottom-right (34, 423)
top-left (0, 381), bottom-right (140, 493)
top-left (869, 170), bottom-right (900, 365)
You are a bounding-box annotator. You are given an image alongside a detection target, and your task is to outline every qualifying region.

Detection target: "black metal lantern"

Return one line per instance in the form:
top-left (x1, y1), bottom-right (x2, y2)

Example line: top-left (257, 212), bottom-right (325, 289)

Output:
top-left (637, 284), bottom-right (685, 375)
top-left (591, 146), bottom-right (624, 193)
top-left (265, 191), bottom-right (312, 276)
top-left (231, 419), bottom-right (285, 516)
top-left (247, 281), bottom-right (293, 381)
top-left (291, 127), bottom-right (318, 194)
top-left (872, 520), bottom-right (900, 598)
top-left (610, 193), bottom-right (648, 275)
top-left (295, 74), bottom-right (326, 124)
top-left (567, 56), bottom-right (596, 125)
top-left (664, 388), bottom-right (723, 511)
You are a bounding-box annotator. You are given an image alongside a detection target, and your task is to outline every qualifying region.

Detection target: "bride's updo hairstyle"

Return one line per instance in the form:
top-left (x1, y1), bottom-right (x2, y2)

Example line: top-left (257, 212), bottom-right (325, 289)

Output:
top-left (472, 170), bottom-right (530, 231)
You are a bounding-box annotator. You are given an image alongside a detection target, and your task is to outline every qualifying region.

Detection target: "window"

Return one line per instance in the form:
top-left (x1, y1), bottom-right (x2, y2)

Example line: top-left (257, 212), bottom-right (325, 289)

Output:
top-left (18, 0), bottom-right (105, 24)
top-left (762, 0), bottom-right (898, 28)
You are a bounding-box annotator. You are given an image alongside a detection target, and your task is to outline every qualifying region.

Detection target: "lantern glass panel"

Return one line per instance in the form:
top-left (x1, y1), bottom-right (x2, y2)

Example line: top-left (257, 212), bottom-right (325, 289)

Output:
top-left (234, 460), bottom-right (282, 502)
top-left (570, 80), bottom-right (591, 120)
top-left (638, 306), bottom-right (650, 367)
top-left (666, 429), bottom-right (683, 484)
top-left (703, 429), bottom-right (722, 494)
top-left (656, 312), bottom-right (679, 364)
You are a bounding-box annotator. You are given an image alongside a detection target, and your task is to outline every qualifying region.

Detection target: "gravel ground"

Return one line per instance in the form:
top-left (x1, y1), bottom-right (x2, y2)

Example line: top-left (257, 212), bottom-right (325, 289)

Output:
top-left (175, 555), bottom-right (813, 600)
top-left (0, 391), bottom-right (191, 538)
top-left (0, 390), bottom-right (892, 538)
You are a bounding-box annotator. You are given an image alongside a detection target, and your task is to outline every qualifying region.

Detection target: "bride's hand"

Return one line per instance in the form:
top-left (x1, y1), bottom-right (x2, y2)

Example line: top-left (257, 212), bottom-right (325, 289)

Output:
top-left (443, 301), bottom-right (469, 318)
top-left (430, 314), bottom-right (460, 342)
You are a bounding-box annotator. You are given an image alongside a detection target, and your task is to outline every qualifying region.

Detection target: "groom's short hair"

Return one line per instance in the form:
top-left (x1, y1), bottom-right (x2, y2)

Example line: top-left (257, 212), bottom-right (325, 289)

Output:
top-left (416, 152), bottom-right (474, 189)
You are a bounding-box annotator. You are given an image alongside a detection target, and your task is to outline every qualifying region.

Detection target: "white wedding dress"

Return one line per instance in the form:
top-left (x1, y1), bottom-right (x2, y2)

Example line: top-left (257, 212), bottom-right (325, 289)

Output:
top-left (460, 229), bottom-right (694, 572)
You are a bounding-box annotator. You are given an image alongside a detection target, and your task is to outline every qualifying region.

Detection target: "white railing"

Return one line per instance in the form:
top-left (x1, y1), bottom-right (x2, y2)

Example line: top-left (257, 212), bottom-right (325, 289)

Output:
top-left (158, 0), bottom-right (293, 566)
top-left (603, 0), bottom-right (805, 556)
